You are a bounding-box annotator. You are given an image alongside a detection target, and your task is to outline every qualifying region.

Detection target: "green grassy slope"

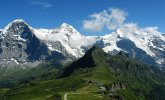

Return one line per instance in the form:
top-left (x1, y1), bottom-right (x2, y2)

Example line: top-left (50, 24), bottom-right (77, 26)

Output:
top-left (1, 46), bottom-right (165, 100)
top-left (59, 46), bottom-right (165, 99)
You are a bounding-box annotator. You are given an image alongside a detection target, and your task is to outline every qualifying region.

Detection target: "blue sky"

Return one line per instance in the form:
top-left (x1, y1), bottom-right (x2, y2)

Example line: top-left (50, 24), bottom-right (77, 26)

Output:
top-left (0, 0), bottom-right (164, 35)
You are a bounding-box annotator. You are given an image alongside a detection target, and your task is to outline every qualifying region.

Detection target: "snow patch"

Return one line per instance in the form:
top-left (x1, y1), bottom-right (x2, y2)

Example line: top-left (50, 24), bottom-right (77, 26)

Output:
top-left (47, 43), bottom-right (62, 53)
top-left (156, 59), bottom-right (164, 65)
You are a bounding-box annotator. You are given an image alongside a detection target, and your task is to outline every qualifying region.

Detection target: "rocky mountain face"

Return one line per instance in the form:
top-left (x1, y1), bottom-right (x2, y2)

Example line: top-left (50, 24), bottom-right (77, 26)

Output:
top-left (0, 19), bottom-right (165, 67)
top-left (0, 20), bottom-right (75, 67)
top-left (163, 34), bottom-right (165, 37)
top-left (88, 25), bottom-right (165, 67)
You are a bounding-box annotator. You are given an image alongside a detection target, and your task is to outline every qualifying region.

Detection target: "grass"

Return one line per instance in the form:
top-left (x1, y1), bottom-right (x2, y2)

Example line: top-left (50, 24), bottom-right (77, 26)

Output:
top-left (118, 89), bottom-right (145, 100)
top-left (78, 84), bottom-right (98, 92)
top-left (67, 93), bottom-right (108, 100)
top-left (0, 88), bottom-right (9, 94)
top-left (1, 77), bottom-right (85, 100)
top-left (66, 82), bottom-right (108, 100)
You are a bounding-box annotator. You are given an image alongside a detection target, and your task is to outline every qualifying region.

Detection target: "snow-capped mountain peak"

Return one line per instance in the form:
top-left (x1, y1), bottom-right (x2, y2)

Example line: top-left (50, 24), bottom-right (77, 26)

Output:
top-left (11, 19), bottom-right (26, 23)
top-left (0, 19), bottom-right (165, 67)
top-left (30, 23), bottom-right (87, 58)
top-left (60, 23), bottom-right (76, 30)
top-left (60, 23), bottom-right (71, 27)
top-left (59, 23), bottom-right (80, 35)
top-left (2, 19), bottom-right (30, 35)
top-left (4, 19), bottom-right (28, 29)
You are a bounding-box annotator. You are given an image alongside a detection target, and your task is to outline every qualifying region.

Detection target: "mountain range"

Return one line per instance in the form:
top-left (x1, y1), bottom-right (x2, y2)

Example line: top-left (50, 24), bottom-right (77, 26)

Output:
top-left (1, 46), bottom-right (165, 100)
top-left (0, 19), bottom-right (165, 68)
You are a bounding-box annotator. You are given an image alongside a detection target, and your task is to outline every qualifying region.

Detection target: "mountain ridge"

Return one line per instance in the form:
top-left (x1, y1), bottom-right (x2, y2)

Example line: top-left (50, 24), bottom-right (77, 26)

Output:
top-left (58, 46), bottom-right (165, 99)
top-left (0, 19), bottom-right (165, 67)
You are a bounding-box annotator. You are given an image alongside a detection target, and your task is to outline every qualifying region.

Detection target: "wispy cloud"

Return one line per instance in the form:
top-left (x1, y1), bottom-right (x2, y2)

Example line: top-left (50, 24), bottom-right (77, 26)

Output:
top-left (82, 8), bottom-right (128, 32)
top-left (31, 1), bottom-right (52, 10)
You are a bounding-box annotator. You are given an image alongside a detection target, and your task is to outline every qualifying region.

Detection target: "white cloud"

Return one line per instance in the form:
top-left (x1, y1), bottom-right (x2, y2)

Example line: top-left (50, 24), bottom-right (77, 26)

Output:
top-left (123, 23), bottom-right (138, 33)
top-left (143, 26), bottom-right (159, 33)
top-left (83, 8), bottom-right (128, 32)
top-left (121, 23), bottom-right (162, 36)
top-left (31, 1), bottom-right (52, 9)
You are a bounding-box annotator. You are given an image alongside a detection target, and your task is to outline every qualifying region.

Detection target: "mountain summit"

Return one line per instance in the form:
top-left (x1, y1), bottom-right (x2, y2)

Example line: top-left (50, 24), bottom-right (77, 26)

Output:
top-left (3, 19), bottom-right (29, 35)
top-left (0, 19), bottom-right (165, 67)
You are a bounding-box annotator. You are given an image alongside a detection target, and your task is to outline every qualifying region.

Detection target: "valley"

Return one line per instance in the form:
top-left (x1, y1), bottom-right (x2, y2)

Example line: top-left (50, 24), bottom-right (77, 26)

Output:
top-left (1, 46), bottom-right (165, 100)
